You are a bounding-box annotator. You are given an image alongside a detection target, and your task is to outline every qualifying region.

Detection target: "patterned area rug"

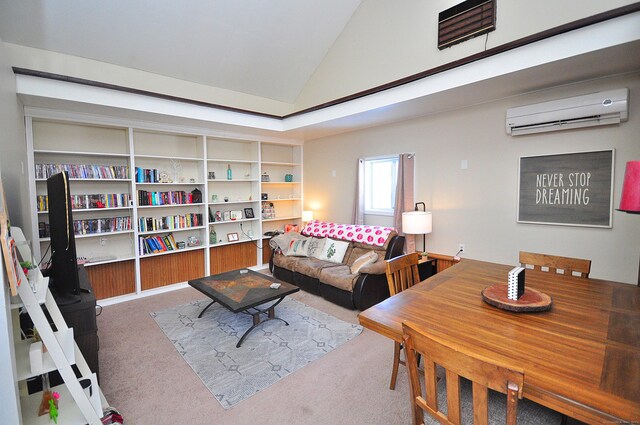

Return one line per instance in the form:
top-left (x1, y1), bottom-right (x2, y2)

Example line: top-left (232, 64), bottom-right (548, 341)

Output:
top-left (151, 298), bottom-right (362, 409)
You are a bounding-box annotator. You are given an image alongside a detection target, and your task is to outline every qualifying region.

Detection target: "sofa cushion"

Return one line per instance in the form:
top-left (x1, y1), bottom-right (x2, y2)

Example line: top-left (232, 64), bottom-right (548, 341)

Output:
top-left (316, 239), bottom-right (350, 264)
top-left (347, 247), bottom-right (380, 266)
top-left (319, 265), bottom-right (359, 292)
top-left (295, 257), bottom-right (342, 279)
top-left (350, 251), bottom-right (379, 274)
top-left (285, 237), bottom-right (310, 257)
top-left (273, 254), bottom-right (301, 271)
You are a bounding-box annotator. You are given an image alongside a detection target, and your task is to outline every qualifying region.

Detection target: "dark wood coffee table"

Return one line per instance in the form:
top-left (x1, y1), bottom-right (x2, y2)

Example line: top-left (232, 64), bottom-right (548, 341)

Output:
top-left (188, 269), bottom-right (299, 347)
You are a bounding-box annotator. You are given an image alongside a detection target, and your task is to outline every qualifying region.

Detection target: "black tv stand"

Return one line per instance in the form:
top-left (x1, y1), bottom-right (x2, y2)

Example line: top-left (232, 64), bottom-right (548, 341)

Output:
top-left (51, 289), bottom-right (81, 306)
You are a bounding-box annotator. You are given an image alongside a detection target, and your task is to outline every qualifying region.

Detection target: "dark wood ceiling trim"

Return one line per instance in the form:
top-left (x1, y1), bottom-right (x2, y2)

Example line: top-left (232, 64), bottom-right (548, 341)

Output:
top-left (13, 2), bottom-right (640, 122)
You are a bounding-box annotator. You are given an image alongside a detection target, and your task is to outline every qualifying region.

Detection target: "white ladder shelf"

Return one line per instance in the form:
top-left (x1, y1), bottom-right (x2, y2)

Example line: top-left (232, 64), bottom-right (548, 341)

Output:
top-left (10, 227), bottom-right (105, 424)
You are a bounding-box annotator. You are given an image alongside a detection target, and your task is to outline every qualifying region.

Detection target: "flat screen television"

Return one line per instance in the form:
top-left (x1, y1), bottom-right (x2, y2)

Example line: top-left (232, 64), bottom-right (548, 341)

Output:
top-left (46, 171), bottom-right (82, 305)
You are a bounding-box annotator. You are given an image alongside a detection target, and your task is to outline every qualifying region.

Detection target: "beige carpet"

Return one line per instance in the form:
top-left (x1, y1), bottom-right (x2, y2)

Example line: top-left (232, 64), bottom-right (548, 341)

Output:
top-left (98, 277), bottom-right (585, 425)
top-left (98, 283), bottom-right (413, 424)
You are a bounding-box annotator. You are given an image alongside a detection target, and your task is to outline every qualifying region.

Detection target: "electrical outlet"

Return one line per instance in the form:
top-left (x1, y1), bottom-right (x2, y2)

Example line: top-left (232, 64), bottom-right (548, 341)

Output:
top-left (458, 244), bottom-right (465, 253)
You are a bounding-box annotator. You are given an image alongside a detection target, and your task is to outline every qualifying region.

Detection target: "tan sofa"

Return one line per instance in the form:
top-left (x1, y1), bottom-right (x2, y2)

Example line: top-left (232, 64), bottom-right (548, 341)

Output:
top-left (270, 231), bottom-right (405, 310)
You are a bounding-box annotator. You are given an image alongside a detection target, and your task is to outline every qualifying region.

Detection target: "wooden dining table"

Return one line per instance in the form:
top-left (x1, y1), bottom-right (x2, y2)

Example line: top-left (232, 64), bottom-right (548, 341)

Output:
top-left (358, 259), bottom-right (640, 424)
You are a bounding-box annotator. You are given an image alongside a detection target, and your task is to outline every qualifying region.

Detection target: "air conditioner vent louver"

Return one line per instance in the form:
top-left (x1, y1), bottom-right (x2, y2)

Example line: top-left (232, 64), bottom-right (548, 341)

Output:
top-left (506, 89), bottom-right (629, 136)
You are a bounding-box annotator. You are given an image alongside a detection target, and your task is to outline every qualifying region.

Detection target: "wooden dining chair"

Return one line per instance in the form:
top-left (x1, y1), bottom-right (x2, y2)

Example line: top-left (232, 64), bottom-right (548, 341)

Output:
top-left (402, 321), bottom-right (525, 425)
top-left (519, 251), bottom-right (591, 278)
top-left (385, 252), bottom-right (421, 390)
top-left (425, 252), bottom-right (461, 273)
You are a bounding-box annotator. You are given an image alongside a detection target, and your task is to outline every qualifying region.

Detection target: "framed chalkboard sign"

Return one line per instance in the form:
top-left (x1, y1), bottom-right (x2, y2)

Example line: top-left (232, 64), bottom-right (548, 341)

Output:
top-left (518, 150), bottom-right (614, 228)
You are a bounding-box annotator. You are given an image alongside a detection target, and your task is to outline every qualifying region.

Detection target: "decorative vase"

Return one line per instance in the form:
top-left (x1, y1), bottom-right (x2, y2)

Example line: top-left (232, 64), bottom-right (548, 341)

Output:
top-left (227, 164), bottom-right (232, 180)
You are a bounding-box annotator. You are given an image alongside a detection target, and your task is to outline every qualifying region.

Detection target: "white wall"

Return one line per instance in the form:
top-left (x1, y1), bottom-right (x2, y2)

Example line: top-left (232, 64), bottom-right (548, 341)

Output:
top-left (295, 0), bottom-right (638, 109)
top-left (303, 73), bottom-right (640, 284)
top-left (0, 36), bottom-right (24, 425)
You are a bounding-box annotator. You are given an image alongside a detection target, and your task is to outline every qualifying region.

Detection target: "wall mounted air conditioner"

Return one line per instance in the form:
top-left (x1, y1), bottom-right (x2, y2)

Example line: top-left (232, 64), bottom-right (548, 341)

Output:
top-left (506, 88), bottom-right (629, 136)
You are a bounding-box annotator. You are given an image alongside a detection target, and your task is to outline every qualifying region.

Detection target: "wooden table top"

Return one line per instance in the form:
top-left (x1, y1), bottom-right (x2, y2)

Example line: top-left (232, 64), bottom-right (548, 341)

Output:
top-left (358, 259), bottom-right (640, 424)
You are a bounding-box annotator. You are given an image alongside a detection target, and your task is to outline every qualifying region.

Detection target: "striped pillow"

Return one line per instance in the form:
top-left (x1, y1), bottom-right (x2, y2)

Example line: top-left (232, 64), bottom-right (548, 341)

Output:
top-left (350, 250), bottom-right (379, 274)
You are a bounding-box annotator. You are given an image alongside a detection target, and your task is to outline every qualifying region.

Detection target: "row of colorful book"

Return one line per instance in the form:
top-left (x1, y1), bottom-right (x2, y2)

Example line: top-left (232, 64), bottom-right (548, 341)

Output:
top-left (72, 216), bottom-right (132, 236)
top-left (138, 213), bottom-right (203, 233)
top-left (139, 233), bottom-right (179, 255)
top-left (137, 189), bottom-right (197, 206)
top-left (135, 167), bottom-right (160, 183)
top-left (36, 193), bottom-right (131, 212)
top-left (35, 163), bottom-right (129, 180)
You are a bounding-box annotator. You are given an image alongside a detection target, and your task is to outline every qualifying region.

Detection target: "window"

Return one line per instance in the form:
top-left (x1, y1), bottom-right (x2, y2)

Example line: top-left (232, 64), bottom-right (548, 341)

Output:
top-left (364, 156), bottom-right (399, 215)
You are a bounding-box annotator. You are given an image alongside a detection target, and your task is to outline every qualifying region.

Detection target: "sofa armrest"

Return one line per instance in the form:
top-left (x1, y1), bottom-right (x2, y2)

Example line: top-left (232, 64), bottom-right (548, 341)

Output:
top-left (385, 235), bottom-right (405, 260)
top-left (353, 272), bottom-right (391, 311)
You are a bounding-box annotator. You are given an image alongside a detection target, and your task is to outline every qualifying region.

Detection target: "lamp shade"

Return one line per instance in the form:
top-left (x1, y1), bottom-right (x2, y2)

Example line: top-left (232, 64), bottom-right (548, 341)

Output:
top-left (402, 211), bottom-right (433, 234)
top-left (619, 160), bottom-right (640, 213)
top-left (302, 210), bottom-right (314, 222)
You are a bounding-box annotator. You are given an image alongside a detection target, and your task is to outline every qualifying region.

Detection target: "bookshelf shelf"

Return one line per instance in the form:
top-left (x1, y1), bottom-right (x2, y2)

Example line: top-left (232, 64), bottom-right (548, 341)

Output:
top-left (38, 206), bottom-right (133, 214)
top-left (139, 225), bottom-right (206, 236)
top-left (209, 217), bottom-right (259, 225)
top-left (261, 161), bottom-right (301, 166)
top-left (208, 200), bottom-right (256, 206)
top-left (36, 178), bottom-right (130, 183)
top-left (208, 158), bottom-right (259, 164)
top-left (137, 202), bottom-right (205, 209)
top-left (34, 149), bottom-right (131, 158)
top-left (208, 179), bottom-right (259, 183)
top-left (140, 245), bottom-right (206, 258)
top-left (134, 154), bottom-right (202, 161)
top-left (135, 181), bottom-right (204, 186)
top-left (82, 254), bottom-right (136, 266)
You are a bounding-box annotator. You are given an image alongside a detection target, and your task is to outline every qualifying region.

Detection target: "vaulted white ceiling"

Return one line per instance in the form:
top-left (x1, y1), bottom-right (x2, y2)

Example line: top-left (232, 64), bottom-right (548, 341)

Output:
top-left (0, 0), bottom-right (361, 103)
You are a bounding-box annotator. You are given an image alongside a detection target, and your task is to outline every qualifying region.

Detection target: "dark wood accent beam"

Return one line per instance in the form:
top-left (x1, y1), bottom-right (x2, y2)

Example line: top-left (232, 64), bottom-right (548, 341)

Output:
top-left (13, 2), bottom-right (640, 121)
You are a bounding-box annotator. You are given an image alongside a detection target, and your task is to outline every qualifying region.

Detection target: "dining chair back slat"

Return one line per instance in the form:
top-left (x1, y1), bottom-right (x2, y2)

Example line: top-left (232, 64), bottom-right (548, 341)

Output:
top-left (519, 251), bottom-right (591, 278)
top-left (403, 321), bottom-right (524, 425)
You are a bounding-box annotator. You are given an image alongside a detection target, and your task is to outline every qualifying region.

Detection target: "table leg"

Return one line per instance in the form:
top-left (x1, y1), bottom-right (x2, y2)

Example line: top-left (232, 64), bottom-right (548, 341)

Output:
top-left (236, 297), bottom-right (289, 348)
top-left (197, 300), bottom-right (217, 318)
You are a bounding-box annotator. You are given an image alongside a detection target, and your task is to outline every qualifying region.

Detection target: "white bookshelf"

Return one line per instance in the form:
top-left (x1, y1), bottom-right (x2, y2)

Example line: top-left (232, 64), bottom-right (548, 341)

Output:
top-left (25, 114), bottom-right (303, 301)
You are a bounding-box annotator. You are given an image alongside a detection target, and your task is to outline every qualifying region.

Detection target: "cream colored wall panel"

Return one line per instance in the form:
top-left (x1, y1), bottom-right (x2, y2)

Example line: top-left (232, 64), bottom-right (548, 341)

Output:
top-left (303, 73), bottom-right (640, 284)
top-left (6, 43), bottom-right (295, 116)
top-left (295, 0), bottom-right (638, 109)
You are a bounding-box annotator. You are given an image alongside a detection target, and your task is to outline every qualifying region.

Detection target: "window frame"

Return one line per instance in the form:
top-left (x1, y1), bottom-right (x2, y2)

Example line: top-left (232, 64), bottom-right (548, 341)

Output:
top-left (363, 155), bottom-right (399, 216)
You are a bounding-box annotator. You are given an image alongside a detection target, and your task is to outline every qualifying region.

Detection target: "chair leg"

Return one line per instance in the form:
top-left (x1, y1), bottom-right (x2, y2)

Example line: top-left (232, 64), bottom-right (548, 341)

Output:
top-left (389, 341), bottom-right (402, 390)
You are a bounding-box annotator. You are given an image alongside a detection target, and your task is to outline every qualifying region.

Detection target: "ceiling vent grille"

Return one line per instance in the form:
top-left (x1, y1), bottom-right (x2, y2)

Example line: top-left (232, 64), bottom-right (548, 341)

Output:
top-left (438, 0), bottom-right (496, 49)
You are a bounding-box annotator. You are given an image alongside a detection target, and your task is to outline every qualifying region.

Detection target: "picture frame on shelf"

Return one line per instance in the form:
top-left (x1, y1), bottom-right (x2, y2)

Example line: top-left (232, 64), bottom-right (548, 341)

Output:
top-left (244, 207), bottom-right (254, 219)
top-left (227, 232), bottom-right (239, 242)
top-left (230, 210), bottom-right (243, 220)
top-left (215, 211), bottom-right (222, 222)
top-left (261, 193), bottom-right (268, 200)
top-left (223, 211), bottom-right (231, 221)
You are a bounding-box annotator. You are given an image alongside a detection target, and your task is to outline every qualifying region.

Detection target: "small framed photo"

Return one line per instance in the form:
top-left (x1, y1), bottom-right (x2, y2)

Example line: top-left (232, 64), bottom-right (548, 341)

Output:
top-left (223, 211), bottom-right (231, 221)
top-left (261, 193), bottom-right (268, 200)
top-left (244, 207), bottom-right (255, 219)
top-left (227, 232), bottom-right (239, 242)
top-left (215, 211), bottom-right (222, 222)
top-left (230, 210), bottom-right (243, 220)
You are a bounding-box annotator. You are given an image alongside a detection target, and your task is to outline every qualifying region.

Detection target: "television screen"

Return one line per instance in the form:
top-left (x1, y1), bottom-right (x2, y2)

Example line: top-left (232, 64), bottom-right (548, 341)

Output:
top-left (47, 171), bottom-right (81, 304)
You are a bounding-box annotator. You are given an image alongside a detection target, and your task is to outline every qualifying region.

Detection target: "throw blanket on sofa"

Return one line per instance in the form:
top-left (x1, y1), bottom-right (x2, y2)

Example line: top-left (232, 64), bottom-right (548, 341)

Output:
top-left (301, 220), bottom-right (395, 247)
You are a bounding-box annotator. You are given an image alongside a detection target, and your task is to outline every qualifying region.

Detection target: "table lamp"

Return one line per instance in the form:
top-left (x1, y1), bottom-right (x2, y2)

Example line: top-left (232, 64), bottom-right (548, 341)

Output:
top-left (302, 210), bottom-right (314, 223)
top-left (402, 202), bottom-right (432, 254)
top-left (617, 160), bottom-right (640, 285)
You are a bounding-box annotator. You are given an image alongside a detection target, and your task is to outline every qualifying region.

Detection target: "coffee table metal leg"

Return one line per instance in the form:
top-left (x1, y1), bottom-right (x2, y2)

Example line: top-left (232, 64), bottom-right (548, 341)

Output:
top-left (236, 297), bottom-right (289, 348)
top-left (197, 300), bottom-right (217, 318)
